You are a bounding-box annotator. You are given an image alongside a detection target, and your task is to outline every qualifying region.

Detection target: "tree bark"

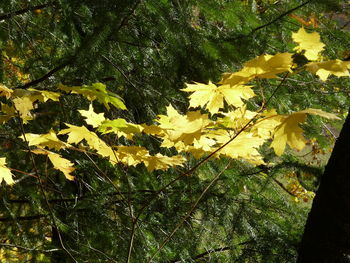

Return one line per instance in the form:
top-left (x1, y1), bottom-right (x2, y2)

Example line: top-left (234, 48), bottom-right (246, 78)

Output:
top-left (298, 108), bottom-right (350, 262)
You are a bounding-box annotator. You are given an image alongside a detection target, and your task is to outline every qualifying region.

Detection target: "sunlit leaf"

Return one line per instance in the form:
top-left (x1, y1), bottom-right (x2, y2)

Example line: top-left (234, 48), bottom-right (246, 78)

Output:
top-left (182, 81), bottom-right (255, 114)
top-left (271, 108), bottom-right (339, 155)
top-left (306, 59), bottom-right (350, 81)
top-left (58, 83), bottom-right (126, 110)
top-left (19, 130), bottom-right (68, 151)
top-left (292, 27), bottom-right (325, 61)
top-left (0, 157), bottom-right (14, 184)
top-left (79, 104), bottom-right (106, 128)
top-left (31, 149), bottom-right (75, 180)
top-left (12, 97), bottom-right (34, 123)
top-left (220, 53), bottom-right (293, 85)
top-left (0, 84), bottom-right (13, 99)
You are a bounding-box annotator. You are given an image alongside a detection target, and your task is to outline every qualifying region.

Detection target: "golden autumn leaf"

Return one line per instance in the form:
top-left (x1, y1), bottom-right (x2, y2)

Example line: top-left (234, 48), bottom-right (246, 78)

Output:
top-left (271, 108), bottom-right (339, 156)
top-left (98, 119), bottom-right (143, 139)
top-left (220, 53), bottom-right (293, 86)
top-left (216, 105), bottom-right (257, 131)
top-left (142, 153), bottom-right (185, 172)
top-left (27, 88), bottom-right (61, 102)
top-left (115, 145), bottom-right (185, 171)
top-left (141, 124), bottom-right (165, 136)
top-left (0, 84), bottom-right (13, 99)
top-left (0, 157), bottom-right (14, 184)
top-left (157, 105), bottom-right (209, 145)
top-left (306, 59), bottom-right (350, 81)
top-left (0, 103), bottom-right (16, 124)
top-left (31, 149), bottom-right (75, 180)
top-left (48, 153), bottom-right (75, 181)
top-left (182, 81), bottom-right (255, 114)
top-left (19, 130), bottom-right (67, 151)
top-left (212, 131), bottom-right (265, 164)
top-left (12, 97), bottom-right (34, 123)
top-left (79, 104), bottom-right (106, 128)
top-left (292, 27), bottom-right (325, 61)
top-left (58, 124), bottom-right (116, 163)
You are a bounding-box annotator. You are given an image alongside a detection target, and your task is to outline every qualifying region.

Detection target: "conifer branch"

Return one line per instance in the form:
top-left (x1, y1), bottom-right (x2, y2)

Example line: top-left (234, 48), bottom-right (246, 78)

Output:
top-left (226, 0), bottom-right (312, 41)
top-left (0, 2), bottom-right (56, 21)
top-left (16, 0), bottom-right (143, 90)
top-left (0, 214), bottom-right (47, 222)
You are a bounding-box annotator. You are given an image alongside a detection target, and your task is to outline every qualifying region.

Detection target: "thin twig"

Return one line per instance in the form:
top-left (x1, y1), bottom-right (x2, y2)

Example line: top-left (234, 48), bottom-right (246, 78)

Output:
top-left (130, 72), bottom-right (291, 256)
top-left (226, 1), bottom-right (311, 41)
top-left (0, 214), bottom-right (47, 222)
top-left (147, 160), bottom-right (233, 262)
top-left (0, 242), bottom-right (60, 253)
top-left (18, 115), bottom-right (78, 262)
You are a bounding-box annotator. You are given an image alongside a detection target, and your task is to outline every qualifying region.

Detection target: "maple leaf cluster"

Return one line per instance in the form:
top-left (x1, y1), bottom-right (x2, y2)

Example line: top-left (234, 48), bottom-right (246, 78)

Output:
top-left (0, 27), bottom-right (346, 184)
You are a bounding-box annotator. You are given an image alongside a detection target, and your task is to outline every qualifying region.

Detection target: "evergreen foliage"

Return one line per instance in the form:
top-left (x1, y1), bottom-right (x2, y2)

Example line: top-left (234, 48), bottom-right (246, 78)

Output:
top-left (0, 0), bottom-right (349, 262)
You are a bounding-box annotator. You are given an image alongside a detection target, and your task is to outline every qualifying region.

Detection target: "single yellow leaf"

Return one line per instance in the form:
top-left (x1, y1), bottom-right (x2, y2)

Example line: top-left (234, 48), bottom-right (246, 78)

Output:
top-left (19, 130), bottom-right (68, 151)
top-left (48, 153), bottom-right (75, 180)
top-left (0, 103), bottom-right (16, 124)
top-left (12, 97), bottom-right (34, 123)
top-left (306, 59), bottom-right (350, 81)
top-left (271, 108), bottom-right (339, 156)
top-left (157, 105), bottom-right (209, 145)
top-left (58, 124), bottom-right (117, 163)
top-left (0, 157), bottom-right (14, 184)
top-left (28, 88), bottom-right (61, 102)
top-left (182, 81), bottom-right (255, 114)
top-left (115, 145), bottom-right (185, 171)
top-left (0, 84), bottom-right (13, 99)
top-left (213, 131), bottom-right (265, 164)
top-left (98, 119), bottom-right (143, 139)
top-left (143, 153), bottom-right (186, 172)
top-left (58, 83), bottom-right (126, 110)
top-left (31, 149), bottom-right (75, 180)
top-left (292, 27), bottom-right (325, 61)
top-left (141, 124), bottom-right (165, 136)
top-left (79, 104), bottom-right (106, 128)
top-left (220, 53), bottom-right (293, 85)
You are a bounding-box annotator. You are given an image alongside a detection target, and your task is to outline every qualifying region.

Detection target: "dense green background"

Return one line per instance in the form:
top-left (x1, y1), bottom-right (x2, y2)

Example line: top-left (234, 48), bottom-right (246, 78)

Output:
top-left (0, 0), bottom-right (349, 262)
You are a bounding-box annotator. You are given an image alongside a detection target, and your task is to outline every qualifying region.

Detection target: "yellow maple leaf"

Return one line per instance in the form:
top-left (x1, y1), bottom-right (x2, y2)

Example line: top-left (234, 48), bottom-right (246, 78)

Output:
top-left (31, 149), bottom-right (75, 180)
top-left (48, 153), bottom-right (75, 180)
top-left (143, 153), bottom-right (186, 172)
top-left (58, 124), bottom-right (116, 163)
top-left (0, 157), bottom-right (14, 184)
top-left (213, 131), bottom-right (265, 164)
top-left (292, 27), bottom-right (325, 61)
top-left (157, 105), bottom-right (209, 145)
top-left (0, 84), bottom-right (13, 99)
top-left (220, 53), bottom-right (293, 86)
top-left (0, 103), bottom-right (16, 124)
top-left (306, 59), bottom-right (350, 81)
top-left (12, 97), bottom-right (34, 123)
top-left (58, 83), bottom-right (126, 110)
top-left (182, 81), bottom-right (255, 114)
top-left (141, 124), bottom-right (165, 136)
top-left (78, 104), bottom-right (106, 128)
top-left (252, 110), bottom-right (282, 139)
top-left (271, 108), bottom-right (339, 156)
top-left (115, 145), bottom-right (185, 171)
top-left (181, 136), bottom-right (217, 159)
top-left (98, 119), bottom-right (143, 139)
top-left (28, 88), bottom-right (61, 102)
top-left (216, 105), bottom-right (257, 131)
top-left (19, 130), bottom-right (67, 151)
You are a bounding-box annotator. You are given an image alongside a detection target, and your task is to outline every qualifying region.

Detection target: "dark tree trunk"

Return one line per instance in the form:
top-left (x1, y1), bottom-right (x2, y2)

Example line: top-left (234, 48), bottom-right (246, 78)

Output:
top-left (297, 108), bottom-right (350, 263)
